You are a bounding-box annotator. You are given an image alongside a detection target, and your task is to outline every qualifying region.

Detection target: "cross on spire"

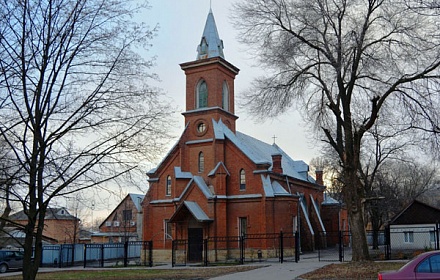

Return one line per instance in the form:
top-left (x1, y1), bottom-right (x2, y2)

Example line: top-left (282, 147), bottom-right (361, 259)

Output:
top-left (272, 135), bottom-right (277, 144)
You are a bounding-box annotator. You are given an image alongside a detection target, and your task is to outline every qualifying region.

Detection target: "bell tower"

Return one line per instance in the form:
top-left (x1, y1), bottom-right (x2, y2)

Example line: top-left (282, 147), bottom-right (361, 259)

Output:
top-left (180, 9), bottom-right (239, 136)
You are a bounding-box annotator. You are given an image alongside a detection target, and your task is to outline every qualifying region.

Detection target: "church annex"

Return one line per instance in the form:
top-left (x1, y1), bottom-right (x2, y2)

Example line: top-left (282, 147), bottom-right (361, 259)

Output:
top-left (142, 9), bottom-right (338, 262)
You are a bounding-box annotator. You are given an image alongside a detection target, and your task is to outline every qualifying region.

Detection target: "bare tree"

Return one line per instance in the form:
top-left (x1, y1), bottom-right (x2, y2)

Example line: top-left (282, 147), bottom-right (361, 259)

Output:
top-left (233, 0), bottom-right (440, 260)
top-left (0, 0), bottom-right (174, 279)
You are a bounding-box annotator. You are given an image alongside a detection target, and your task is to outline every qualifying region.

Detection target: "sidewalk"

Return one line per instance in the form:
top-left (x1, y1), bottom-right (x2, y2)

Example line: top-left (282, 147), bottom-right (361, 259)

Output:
top-left (209, 259), bottom-right (335, 280)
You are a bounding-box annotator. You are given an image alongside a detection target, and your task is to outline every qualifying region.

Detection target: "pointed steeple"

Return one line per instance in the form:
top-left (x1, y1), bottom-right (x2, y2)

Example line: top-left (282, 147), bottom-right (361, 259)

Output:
top-left (197, 9), bottom-right (224, 60)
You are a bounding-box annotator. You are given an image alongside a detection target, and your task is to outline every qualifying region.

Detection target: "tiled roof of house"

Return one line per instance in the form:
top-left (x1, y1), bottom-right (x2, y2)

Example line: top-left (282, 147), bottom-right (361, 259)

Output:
top-left (9, 207), bottom-right (78, 221)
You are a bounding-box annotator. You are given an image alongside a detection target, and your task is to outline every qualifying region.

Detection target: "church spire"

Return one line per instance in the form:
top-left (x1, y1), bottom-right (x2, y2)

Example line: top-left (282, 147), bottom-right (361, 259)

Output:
top-left (197, 9), bottom-right (224, 60)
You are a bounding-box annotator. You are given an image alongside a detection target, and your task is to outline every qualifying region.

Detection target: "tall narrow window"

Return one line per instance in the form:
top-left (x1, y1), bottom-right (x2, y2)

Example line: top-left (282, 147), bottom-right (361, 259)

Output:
top-left (239, 169), bottom-right (246, 190)
top-left (198, 152), bottom-right (204, 173)
top-left (197, 80), bottom-right (208, 108)
top-left (239, 217), bottom-right (247, 237)
top-left (164, 219), bottom-right (172, 240)
top-left (166, 175), bottom-right (171, 196)
top-left (222, 81), bottom-right (229, 111)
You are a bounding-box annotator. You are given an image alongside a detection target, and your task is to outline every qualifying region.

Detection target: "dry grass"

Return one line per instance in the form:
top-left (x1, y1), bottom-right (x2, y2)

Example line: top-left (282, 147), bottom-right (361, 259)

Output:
top-left (299, 261), bottom-right (405, 280)
top-left (0, 266), bottom-right (261, 280)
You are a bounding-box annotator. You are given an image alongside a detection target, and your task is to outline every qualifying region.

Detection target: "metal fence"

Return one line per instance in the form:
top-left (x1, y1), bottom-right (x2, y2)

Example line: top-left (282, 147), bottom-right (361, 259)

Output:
top-left (171, 231), bottom-right (300, 267)
top-left (38, 241), bottom-right (152, 268)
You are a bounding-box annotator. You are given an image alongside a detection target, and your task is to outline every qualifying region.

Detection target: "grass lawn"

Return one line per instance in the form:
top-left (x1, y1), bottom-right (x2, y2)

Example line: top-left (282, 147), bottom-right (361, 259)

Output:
top-left (0, 266), bottom-right (261, 280)
top-left (299, 261), bottom-right (406, 279)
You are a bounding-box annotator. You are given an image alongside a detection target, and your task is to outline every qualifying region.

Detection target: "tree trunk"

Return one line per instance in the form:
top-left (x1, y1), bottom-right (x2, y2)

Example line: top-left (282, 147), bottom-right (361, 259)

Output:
top-left (348, 207), bottom-right (370, 261)
top-left (344, 168), bottom-right (370, 261)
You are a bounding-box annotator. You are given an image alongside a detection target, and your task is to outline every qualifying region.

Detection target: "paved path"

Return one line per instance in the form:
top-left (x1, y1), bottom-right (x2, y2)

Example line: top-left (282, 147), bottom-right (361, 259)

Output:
top-left (209, 259), bottom-right (336, 280)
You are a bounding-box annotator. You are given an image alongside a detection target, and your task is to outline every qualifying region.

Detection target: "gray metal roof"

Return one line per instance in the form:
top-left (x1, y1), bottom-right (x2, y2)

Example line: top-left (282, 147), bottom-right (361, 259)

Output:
top-left (183, 201), bottom-right (212, 222)
top-left (213, 119), bottom-right (316, 183)
top-left (128, 193), bottom-right (145, 211)
top-left (197, 9), bottom-right (224, 60)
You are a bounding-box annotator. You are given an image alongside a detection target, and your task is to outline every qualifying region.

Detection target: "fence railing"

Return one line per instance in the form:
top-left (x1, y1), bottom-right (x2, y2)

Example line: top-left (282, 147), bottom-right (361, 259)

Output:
top-left (39, 241), bottom-right (152, 268)
top-left (171, 231), bottom-right (300, 267)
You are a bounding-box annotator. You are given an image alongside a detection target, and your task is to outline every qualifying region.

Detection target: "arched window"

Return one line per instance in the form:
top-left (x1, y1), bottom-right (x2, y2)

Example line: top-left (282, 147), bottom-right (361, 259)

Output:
top-left (240, 169), bottom-right (246, 190)
top-left (222, 81), bottom-right (229, 111)
top-left (198, 152), bottom-right (205, 173)
top-left (197, 80), bottom-right (208, 108)
top-left (166, 175), bottom-right (172, 196)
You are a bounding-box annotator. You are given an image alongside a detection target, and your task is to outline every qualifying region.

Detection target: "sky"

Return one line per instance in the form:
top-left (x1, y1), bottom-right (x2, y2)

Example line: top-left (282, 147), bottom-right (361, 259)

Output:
top-left (145, 0), bottom-right (321, 165)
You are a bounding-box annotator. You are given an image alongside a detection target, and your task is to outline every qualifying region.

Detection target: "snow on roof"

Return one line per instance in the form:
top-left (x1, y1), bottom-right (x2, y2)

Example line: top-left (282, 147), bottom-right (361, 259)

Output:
top-left (213, 119), bottom-right (315, 183)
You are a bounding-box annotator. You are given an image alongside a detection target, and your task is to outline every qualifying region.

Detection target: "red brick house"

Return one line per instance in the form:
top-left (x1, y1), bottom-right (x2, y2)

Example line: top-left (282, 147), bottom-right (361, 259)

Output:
top-left (9, 207), bottom-right (79, 244)
top-left (92, 193), bottom-right (144, 243)
top-left (142, 9), bottom-right (332, 262)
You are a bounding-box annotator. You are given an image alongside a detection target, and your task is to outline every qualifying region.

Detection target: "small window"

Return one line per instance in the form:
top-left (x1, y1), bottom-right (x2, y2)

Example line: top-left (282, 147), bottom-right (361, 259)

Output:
top-left (239, 217), bottom-right (247, 237)
top-left (239, 169), bottom-right (246, 190)
top-left (222, 81), bottom-right (229, 111)
top-left (198, 152), bottom-right (204, 173)
top-left (166, 175), bottom-right (172, 196)
top-left (197, 80), bottom-right (208, 108)
top-left (164, 219), bottom-right (172, 240)
top-left (404, 231), bottom-right (414, 243)
top-left (123, 210), bottom-right (132, 221)
top-left (430, 231), bottom-right (436, 243)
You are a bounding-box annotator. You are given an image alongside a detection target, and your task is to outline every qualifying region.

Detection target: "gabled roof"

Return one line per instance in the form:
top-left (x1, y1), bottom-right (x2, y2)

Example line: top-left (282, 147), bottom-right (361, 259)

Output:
top-left (213, 119), bottom-right (315, 183)
top-left (98, 193), bottom-right (145, 228)
top-left (169, 201), bottom-right (213, 223)
top-left (10, 207), bottom-right (78, 221)
top-left (390, 200), bottom-right (440, 225)
top-left (197, 9), bottom-right (224, 60)
top-left (177, 176), bottom-right (214, 201)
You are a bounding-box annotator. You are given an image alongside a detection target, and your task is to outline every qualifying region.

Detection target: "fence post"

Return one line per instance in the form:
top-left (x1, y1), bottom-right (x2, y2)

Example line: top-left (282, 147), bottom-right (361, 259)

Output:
top-left (279, 231), bottom-right (284, 263)
top-left (100, 244), bottom-right (104, 268)
top-left (83, 244), bottom-right (87, 268)
top-left (338, 231), bottom-right (343, 262)
top-left (58, 244), bottom-right (62, 268)
top-left (203, 239), bottom-right (208, 266)
top-left (123, 241), bottom-right (128, 267)
top-left (148, 241), bottom-right (153, 267)
top-left (436, 221), bottom-right (439, 251)
top-left (240, 235), bottom-right (244, 264)
top-left (385, 226), bottom-right (391, 260)
top-left (171, 240), bottom-right (175, 267)
top-left (295, 231), bottom-right (300, 263)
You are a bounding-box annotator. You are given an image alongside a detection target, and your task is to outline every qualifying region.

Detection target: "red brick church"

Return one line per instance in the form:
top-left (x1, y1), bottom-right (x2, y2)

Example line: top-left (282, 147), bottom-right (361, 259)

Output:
top-left (142, 9), bottom-right (344, 262)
